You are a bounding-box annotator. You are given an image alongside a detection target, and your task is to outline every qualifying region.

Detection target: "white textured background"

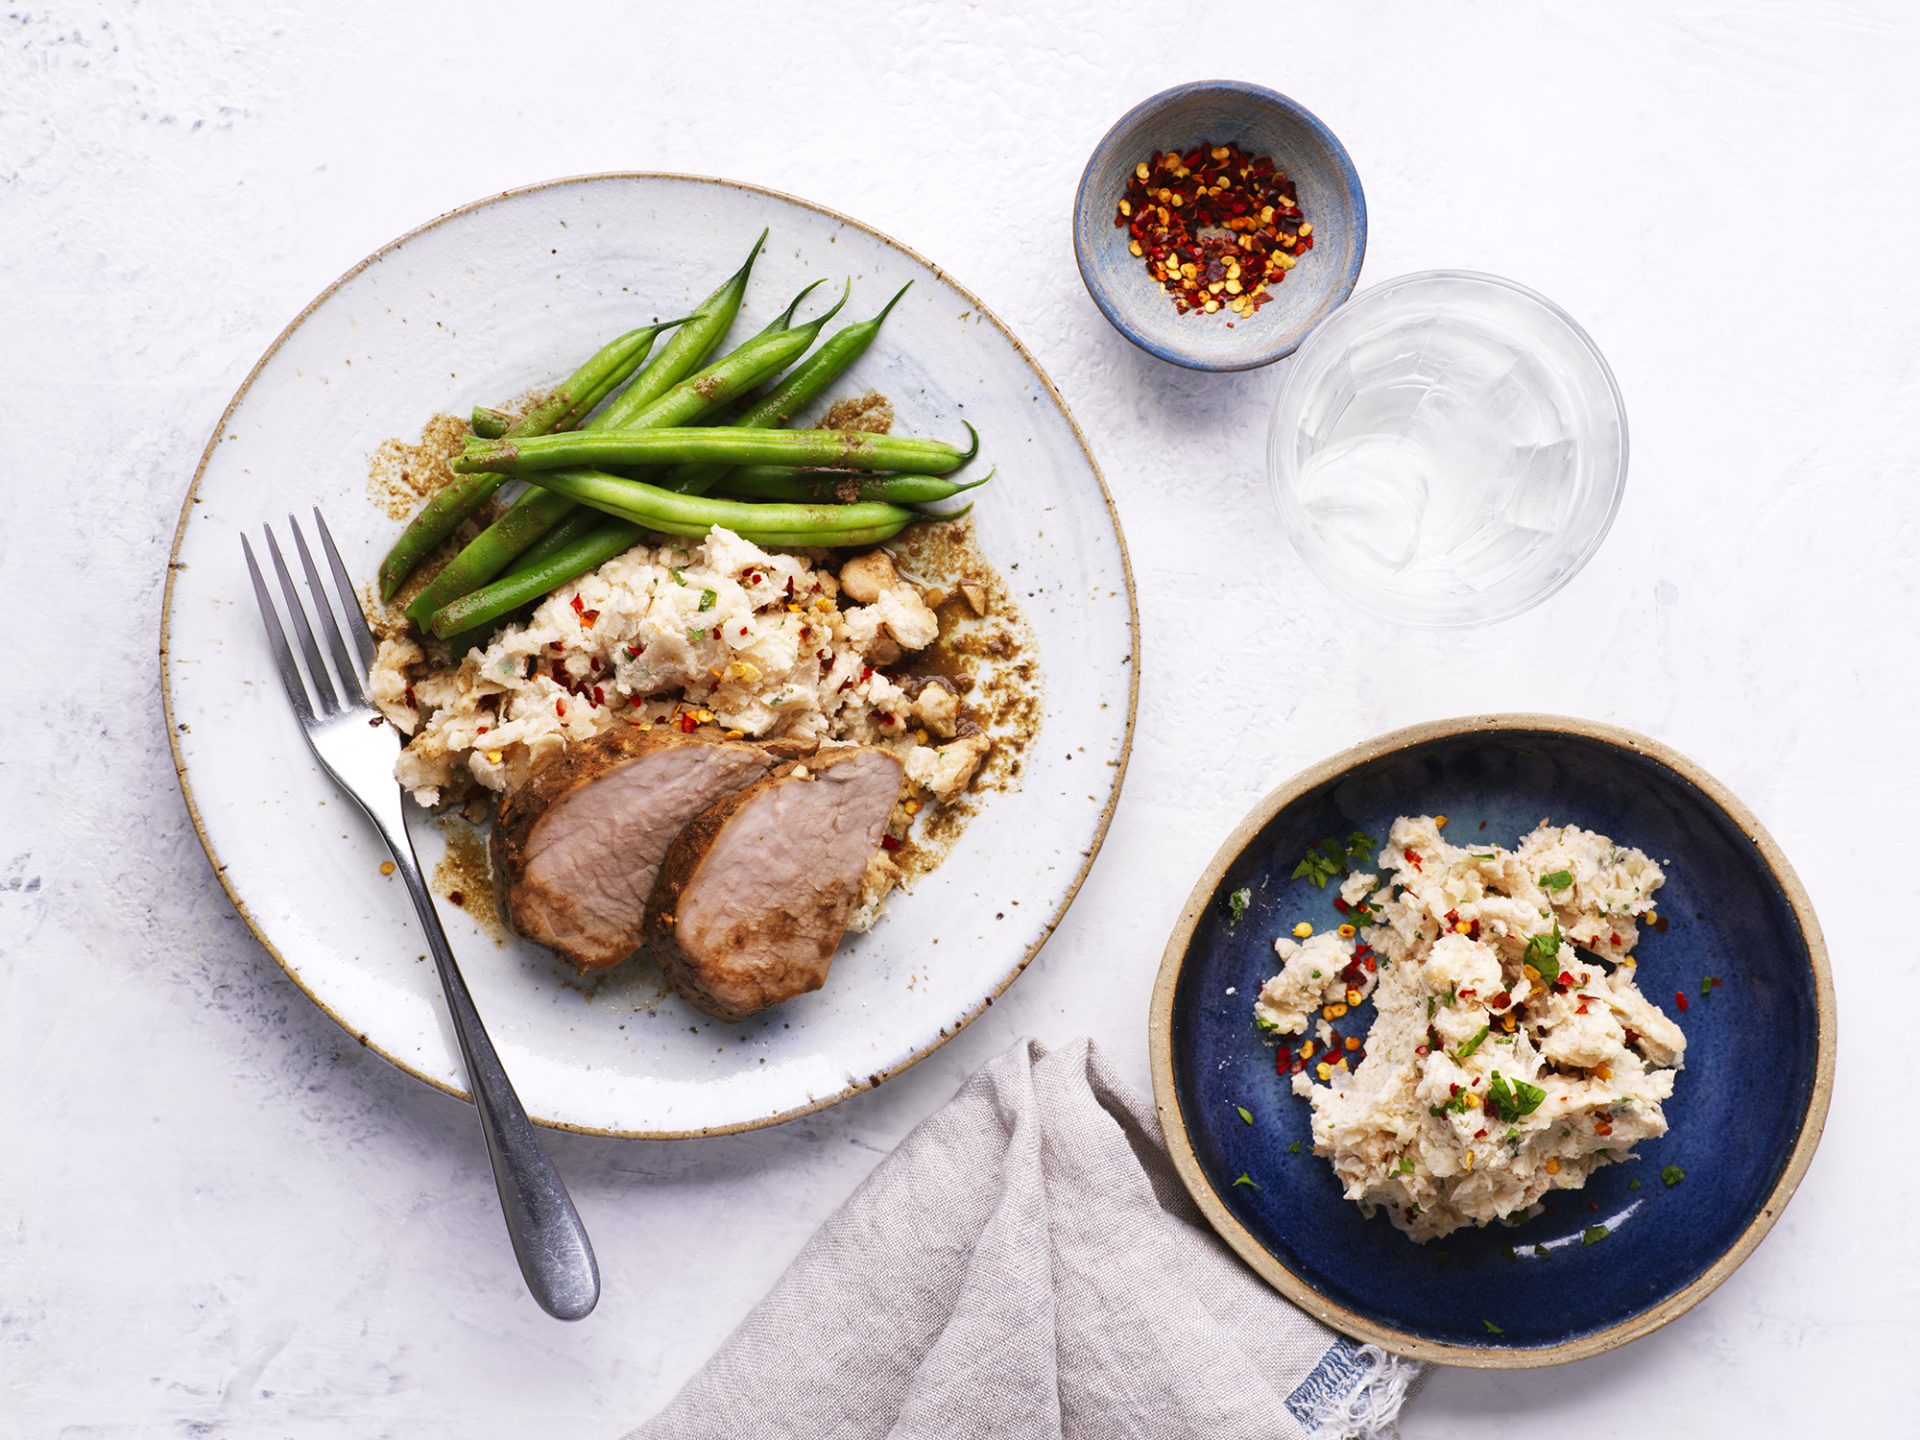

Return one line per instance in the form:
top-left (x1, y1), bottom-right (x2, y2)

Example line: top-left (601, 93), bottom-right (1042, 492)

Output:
top-left (4, 2), bottom-right (1915, 1435)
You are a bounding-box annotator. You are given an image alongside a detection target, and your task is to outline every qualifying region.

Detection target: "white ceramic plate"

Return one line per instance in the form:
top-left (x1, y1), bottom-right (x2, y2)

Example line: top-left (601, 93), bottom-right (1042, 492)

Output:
top-left (163, 173), bottom-right (1137, 1137)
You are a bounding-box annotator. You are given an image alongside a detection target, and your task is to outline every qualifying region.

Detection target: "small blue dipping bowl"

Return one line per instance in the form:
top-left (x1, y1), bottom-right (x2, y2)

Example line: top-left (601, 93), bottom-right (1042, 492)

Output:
top-left (1149, 715), bottom-right (1835, 1366)
top-left (1073, 80), bottom-right (1367, 370)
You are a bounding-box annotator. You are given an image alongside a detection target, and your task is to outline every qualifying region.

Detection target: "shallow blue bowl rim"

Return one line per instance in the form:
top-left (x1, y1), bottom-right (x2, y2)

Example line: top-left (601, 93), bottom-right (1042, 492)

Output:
top-left (1073, 79), bottom-right (1369, 371)
top-left (1147, 712), bottom-right (1836, 1368)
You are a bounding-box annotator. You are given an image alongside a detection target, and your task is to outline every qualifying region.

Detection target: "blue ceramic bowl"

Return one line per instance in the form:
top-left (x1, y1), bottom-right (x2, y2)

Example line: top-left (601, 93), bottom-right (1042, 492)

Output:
top-left (1073, 81), bottom-right (1367, 370)
top-left (1149, 715), bottom-right (1834, 1366)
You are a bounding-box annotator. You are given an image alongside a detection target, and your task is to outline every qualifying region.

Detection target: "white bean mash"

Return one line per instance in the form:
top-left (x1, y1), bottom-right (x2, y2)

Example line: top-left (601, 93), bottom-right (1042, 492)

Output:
top-left (1254, 816), bottom-right (1686, 1242)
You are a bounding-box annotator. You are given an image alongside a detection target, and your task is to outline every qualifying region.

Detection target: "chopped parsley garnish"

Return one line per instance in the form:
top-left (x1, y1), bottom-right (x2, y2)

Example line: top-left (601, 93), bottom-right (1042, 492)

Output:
top-left (670, 567), bottom-right (687, 586)
top-left (1290, 832), bottom-right (1379, 889)
top-left (698, 588), bottom-right (717, 611)
top-left (1253, 1015), bottom-right (1278, 1033)
top-left (1232, 1172), bottom-right (1262, 1190)
top-left (1470, 852), bottom-right (1497, 860)
top-left (1291, 839), bottom-right (1344, 888)
top-left (1394, 1157), bottom-right (1415, 1175)
top-left (1483, 1318), bottom-right (1505, 1335)
top-left (1629, 1178), bottom-right (1642, 1191)
top-left (686, 626), bottom-right (706, 642)
top-left (1523, 923), bottom-right (1562, 984)
top-left (1452, 1025), bottom-right (1491, 1062)
top-left (1503, 1245), bottom-right (1519, 1264)
top-left (1426, 996), bottom-right (1438, 1020)
top-left (1428, 1092), bottom-right (1472, 1118)
top-left (1700, 976), bottom-right (1714, 996)
top-left (1288, 1141), bottom-right (1302, 1154)
top-left (1582, 1224), bottom-right (1609, 1246)
top-left (1533, 1244), bottom-right (1550, 1260)
top-left (1540, 869), bottom-right (1573, 891)
top-left (1225, 886), bottom-right (1251, 924)
top-left (1485, 1071), bottom-right (1546, 1122)
top-left (1661, 1164), bottom-right (1686, 1188)
top-left (1235, 1105), bottom-right (1254, 1125)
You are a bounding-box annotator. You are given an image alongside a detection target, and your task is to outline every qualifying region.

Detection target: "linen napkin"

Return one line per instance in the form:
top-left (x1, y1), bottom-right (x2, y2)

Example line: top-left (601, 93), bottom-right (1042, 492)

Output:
top-left (628, 1037), bottom-right (1423, 1439)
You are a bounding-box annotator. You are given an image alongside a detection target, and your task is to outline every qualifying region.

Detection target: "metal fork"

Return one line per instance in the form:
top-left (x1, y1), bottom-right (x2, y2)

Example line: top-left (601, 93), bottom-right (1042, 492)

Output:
top-left (241, 511), bottom-right (599, 1321)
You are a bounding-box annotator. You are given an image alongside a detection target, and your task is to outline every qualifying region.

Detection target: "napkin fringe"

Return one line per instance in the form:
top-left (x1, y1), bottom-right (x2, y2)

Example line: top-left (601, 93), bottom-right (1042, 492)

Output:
top-left (1301, 1343), bottom-right (1421, 1439)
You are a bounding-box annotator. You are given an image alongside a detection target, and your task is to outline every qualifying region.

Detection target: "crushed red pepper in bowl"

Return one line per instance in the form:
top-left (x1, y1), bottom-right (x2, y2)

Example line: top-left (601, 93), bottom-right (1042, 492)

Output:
top-left (1114, 141), bottom-right (1314, 317)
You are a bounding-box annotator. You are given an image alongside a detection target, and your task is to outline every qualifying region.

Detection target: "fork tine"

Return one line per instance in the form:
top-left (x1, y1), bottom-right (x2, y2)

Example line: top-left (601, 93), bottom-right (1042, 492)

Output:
top-left (314, 508), bottom-right (379, 676)
top-left (291, 515), bottom-right (365, 707)
top-left (264, 525), bottom-right (340, 715)
top-left (241, 535), bottom-right (315, 726)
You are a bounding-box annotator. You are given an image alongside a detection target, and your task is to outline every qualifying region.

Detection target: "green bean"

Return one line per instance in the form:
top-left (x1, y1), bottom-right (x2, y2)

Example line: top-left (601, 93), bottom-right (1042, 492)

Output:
top-left (508, 466), bottom-right (920, 546)
top-left (716, 466), bottom-right (993, 505)
top-left (470, 406), bottom-right (513, 439)
top-left (402, 280), bottom-right (841, 626)
top-left (432, 519), bottom-right (648, 642)
top-left (590, 230), bottom-right (767, 431)
top-left (666, 280), bottom-right (913, 496)
top-left (512, 507), bottom-right (609, 574)
top-left (375, 316), bottom-right (682, 600)
top-left (456, 422), bottom-right (977, 479)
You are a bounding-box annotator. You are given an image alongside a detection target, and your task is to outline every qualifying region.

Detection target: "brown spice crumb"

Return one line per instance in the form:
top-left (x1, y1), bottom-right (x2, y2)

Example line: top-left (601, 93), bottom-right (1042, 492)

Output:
top-left (822, 391), bottom-right (895, 435)
top-left (364, 412), bottom-right (475, 520)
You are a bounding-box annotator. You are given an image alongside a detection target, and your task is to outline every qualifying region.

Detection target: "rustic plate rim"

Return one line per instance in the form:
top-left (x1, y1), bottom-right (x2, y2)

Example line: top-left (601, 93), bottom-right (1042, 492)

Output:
top-left (1146, 711), bottom-right (1834, 1367)
top-left (161, 170), bottom-right (1141, 1140)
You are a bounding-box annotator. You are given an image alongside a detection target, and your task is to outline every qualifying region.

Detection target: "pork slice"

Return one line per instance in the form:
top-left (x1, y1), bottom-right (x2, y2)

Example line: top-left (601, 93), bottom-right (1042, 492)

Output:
top-left (647, 746), bottom-right (905, 1020)
top-left (490, 728), bottom-right (780, 972)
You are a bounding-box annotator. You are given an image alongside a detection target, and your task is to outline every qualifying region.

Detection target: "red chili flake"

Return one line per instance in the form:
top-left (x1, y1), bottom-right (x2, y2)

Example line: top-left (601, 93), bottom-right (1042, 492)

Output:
top-left (678, 712), bottom-right (697, 733)
top-left (1275, 1045), bottom-right (1293, 1072)
top-left (580, 609), bottom-right (599, 628)
top-left (1675, 991), bottom-right (1689, 1013)
top-left (747, 570), bottom-right (763, 585)
top-left (1595, 1120), bottom-right (1613, 1137)
top-left (1654, 914), bottom-right (1671, 933)
top-left (1326, 1030), bottom-right (1340, 1051)
top-left (1113, 142), bottom-right (1312, 319)
top-left (1459, 987), bottom-right (1478, 1002)
top-left (1449, 1082), bottom-right (1461, 1095)
top-left (1404, 848), bottom-right (1423, 871)
top-left (591, 685), bottom-right (605, 707)
top-left (569, 594), bottom-right (584, 614)
top-left (1471, 1076), bottom-right (1482, 1088)
top-left (1575, 999), bottom-right (1590, 1015)
top-left (1474, 1128), bottom-right (1488, 1140)
top-left (1609, 932), bottom-right (1623, 947)
top-left (1445, 909), bottom-right (1460, 926)
top-left (1333, 898), bottom-right (1350, 914)
top-left (554, 699), bottom-right (566, 717)
top-left (1623, 1027), bottom-right (1641, 1047)
top-left (1363, 955), bottom-right (1378, 973)
top-left (861, 665), bottom-right (874, 681)
top-left (878, 714), bottom-right (896, 726)
top-left (476, 724), bottom-right (489, 735)
top-left (739, 625), bottom-right (748, 636)
top-left (1414, 1044), bottom-right (1430, 1057)
top-left (551, 660), bottom-right (566, 684)
top-left (879, 835), bottom-right (902, 852)
top-left (1710, 976), bottom-right (1722, 988)
top-left (629, 695), bottom-right (643, 708)
top-left (1489, 991), bottom-right (1512, 1011)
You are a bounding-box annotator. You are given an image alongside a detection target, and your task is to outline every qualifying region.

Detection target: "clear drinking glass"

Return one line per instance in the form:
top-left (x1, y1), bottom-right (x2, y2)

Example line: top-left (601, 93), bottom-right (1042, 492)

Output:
top-left (1267, 271), bottom-right (1628, 628)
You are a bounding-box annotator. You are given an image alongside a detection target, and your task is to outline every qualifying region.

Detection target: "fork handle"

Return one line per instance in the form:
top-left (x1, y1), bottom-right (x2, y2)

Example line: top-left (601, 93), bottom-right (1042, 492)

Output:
top-left (375, 811), bottom-right (600, 1321)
